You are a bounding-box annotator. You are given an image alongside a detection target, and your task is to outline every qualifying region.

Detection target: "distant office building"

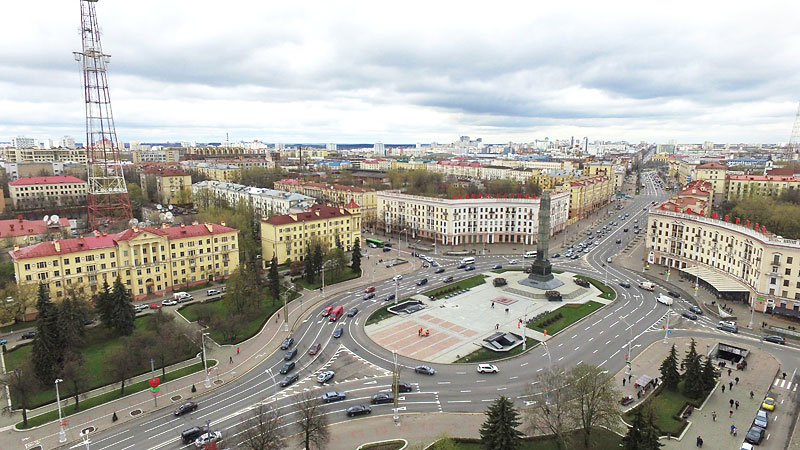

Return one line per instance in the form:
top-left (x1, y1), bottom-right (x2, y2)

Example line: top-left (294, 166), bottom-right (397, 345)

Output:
top-left (11, 136), bottom-right (36, 149)
top-left (1, 146), bottom-right (87, 164)
top-left (373, 142), bottom-right (386, 156)
top-left (60, 136), bottom-right (76, 150)
top-left (326, 143), bottom-right (338, 152)
top-left (139, 166), bottom-right (193, 205)
top-left (192, 180), bottom-right (315, 217)
top-left (3, 162), bottom-right (65, 180)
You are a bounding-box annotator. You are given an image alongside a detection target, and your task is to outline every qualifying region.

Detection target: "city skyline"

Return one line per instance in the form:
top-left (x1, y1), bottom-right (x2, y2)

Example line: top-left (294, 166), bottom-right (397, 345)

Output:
top-left (2, 0), bottom-right (799, 144)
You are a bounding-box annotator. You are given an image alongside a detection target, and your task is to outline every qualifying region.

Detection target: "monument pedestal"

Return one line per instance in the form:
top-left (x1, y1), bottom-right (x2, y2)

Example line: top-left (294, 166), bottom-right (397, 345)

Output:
top-left (519, 260), bottom-right (564, 290)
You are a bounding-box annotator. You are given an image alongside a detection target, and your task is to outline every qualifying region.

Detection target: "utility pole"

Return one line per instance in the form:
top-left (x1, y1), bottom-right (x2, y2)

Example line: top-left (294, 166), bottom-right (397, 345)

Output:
top-left (55, 378), bottom-right (66, 443)
top-left (150, 359), bottom-right (157, 408)
top-left (202, 332), bottom-right (211, 388)
top-left (392, 351), bottom-right (399, 423)
top-left (663, 306), bottom-right (671, 344)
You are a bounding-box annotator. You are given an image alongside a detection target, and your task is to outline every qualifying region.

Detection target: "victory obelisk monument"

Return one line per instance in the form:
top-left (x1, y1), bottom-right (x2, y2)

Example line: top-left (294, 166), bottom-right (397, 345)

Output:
top-left (519, 191), bottom-right (564, 290)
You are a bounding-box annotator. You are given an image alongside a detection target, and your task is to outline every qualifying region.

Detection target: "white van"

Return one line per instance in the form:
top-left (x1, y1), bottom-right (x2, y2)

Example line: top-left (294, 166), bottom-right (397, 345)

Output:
top-left (656, 294), bottom-right (673, 306)
top-left (460, 257), bottom-right (475, 265)
top-left (206, 289), bottom-right (221, 297)
top-left (639, 281), bottom-right (655, 291)
top-left (173, 292), bottom-right (191, 301)
top-left (524, 251), bottom-right (537, 258)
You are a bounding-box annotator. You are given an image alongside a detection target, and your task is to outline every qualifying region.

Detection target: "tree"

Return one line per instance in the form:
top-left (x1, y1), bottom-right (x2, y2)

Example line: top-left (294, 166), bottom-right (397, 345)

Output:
top-left (351, 239), bottom-right (361, 273)
top-left (59, 352), bottom-right (89, 410)
top-left (683, 338), bottom-right (704, 398)
top-left (294, 390), bottom-right (329, 450)
top-left (143, 310), bottom-right (183, 379)
top-left (127, 182), bottom-right (145, 219)
top-left (110, 277), bottom-right (136, 336)
top-left (568, 363), bottom-right (621, 447)
top-left (304, 247), bottom-right (314, 284)
top-left (659, 344), bottom-right (680, 390)
top-left (622, 407), bottom-right (662, 450)
top-left (238, 404), bottom-right (284, 450)
top-left (224, 264), bottom-right (260, 314)
top-left (700, 355), bottom-right (718, 393)
top-left (312, 243), bottom-right (324, 282)
top-left (106, 344), bottom-right (138, 396)
top-left (57, 290), bottom-right (90, 351)
top-left (480, 395), bottom-right (523, 450)
top-left (95, 281), bottom-right (114, 329)
top-left (525, 180), bottom-right (543, 197)
top-left (268, 256), bottom-right (280, 301)
top-left (524, 367), bottom-right (573, 449)
top-left (325, 247), bottom-right (348, 280)
top-left (32, 283), bottom-right (62, 385)
top-left (1, 362), bottom-right (38, 428)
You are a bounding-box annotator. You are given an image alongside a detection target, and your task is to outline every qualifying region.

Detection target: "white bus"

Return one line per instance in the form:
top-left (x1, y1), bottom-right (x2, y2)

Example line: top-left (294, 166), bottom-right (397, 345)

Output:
top-left (460, 257), bottom-right (475, 265)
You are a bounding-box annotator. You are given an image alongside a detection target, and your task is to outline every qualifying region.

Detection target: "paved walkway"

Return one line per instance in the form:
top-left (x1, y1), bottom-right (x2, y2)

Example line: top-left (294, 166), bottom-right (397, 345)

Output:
top-left (0, 251), bottom-right (418, 448)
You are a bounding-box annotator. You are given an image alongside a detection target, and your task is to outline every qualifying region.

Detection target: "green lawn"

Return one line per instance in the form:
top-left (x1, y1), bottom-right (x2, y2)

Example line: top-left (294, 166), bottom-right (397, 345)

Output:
top-left (4, 315), bottom-right (198, 409)
top-left (17, 360), bottom-right (216, 429)
top-left (454, 337), bottom-right (539, 363)
top-left (366, 303), bottom-right (397, 326)
top-left (424, 275), bottom-right (486, 298)
top-left (528, 301), bottom-right (604, 335)
top-left (178, 288), bottom-right (299, 345)
top-left (430, 428), bottom-right (622, 450)
top-left (298, 267), bottom-right (361, 291)
top-left (575, 275), bottom-right (616, 300)
top-left (624, 387), bottom-right (691, 436)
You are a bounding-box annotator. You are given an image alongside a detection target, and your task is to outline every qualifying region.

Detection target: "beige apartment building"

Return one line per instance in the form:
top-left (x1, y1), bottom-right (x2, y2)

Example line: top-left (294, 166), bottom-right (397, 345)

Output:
top-left (1, 147), bottom-right (87, 164)
top-left (181, 161), bottom-right (242, 182)
top-left (726, 174), bottom-right (800, 201)
top-left (694, 163), bottom-right (727, 197)
top-left (556, 176), bottom-right (614, 224)
top-left (140, 166), bottom-right (193, 205)
top-left (9, 222), bottom-right (239, 301)
top-left (377, 190), bottom-right (569, 246)
top-left (273, 179), bottom-right (377, 224)
top-left (8, 176), bottom-right (87, 210)
top-left (647, 209), bottom-right (800, 314)
top-left (260, 204), bottom-right (362, 265)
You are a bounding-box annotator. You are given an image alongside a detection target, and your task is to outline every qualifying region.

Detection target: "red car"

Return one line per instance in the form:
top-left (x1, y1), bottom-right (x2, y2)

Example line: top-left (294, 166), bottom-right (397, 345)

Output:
top-left (149, 302), bottom-right (162, 310)
top-left (308, 343), bottom-right (322, 355)
top-left (364, 286), bottom-right (376, 293)
top-left (321, 306), bottom-right (333, 317)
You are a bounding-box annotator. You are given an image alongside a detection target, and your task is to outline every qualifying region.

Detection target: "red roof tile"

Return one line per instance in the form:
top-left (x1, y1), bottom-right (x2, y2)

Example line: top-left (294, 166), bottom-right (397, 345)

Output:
top-left (265, 205), bottom-right (352, 226)
top-left (9, 176), bottom-right (86, 186)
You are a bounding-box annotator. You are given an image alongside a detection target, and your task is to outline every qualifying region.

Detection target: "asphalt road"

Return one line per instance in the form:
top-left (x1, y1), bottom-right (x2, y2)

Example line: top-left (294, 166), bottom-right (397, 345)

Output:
top-left (48, 172), bottom-right (800, 450)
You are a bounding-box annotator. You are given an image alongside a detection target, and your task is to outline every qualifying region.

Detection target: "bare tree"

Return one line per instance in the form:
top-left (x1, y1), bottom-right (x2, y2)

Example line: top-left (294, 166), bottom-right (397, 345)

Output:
top-left (1, 362), bottom-right (39, 428)
top-left (60, 351), bottom-right (89, 410)
top-left (106, 343), bottom-right (139, 396)
top-left (294, 390), bottom-right (329, 450)
top-left (568, 363), bottom-right (622, 447)
top-left (524, 366), bottom-right (574, 449)
top-left (237, 404), bottom-right (284, 450)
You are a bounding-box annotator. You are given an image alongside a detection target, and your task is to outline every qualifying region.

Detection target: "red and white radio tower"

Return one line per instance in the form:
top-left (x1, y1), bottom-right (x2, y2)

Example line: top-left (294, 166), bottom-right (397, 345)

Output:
top-left (73, 0), bottom-right (132, 230)
top-left (790, 100), bottom-right (800, 155)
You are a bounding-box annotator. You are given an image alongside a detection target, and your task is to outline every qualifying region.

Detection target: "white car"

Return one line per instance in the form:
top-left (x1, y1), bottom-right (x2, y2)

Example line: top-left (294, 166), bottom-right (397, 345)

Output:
top-left (509, 259), bottom-right (518, 264)
top-left (392, 275), bottom-right (403, 281)
top-left (317, 370), bottom-right (335, 383)
top-left (194, 431), bottom-right (222, 448)
top-left (162, 299), bottom-right (179, 306)
top-left (656, 294), bottom-right (673, 306)
top-left (477, 364), bottom-right (499, 374)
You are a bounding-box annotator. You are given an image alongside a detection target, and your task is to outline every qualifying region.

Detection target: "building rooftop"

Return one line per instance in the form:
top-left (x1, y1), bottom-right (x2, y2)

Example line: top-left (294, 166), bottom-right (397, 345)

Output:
top-left (727, 174), bottom-right (800, 182)
top-left (193, 180), bottom-right (315, 204)
top-left (264, 205), bottom-right (354, 226)
top-left (9, 176), bottom-right (86, 186)
top-left (0, 218), bottom-right (70, 238)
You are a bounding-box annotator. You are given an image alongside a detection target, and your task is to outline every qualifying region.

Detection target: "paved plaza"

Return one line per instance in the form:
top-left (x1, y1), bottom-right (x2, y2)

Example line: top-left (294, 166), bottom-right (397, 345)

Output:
top-left (365, 270), bottom-right (610, 363)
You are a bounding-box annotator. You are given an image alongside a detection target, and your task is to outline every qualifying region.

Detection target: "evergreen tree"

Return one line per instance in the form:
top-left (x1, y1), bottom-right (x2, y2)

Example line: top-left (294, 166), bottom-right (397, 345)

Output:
top-left (304, 247), bottom-right (314, 284)
top-left (683, 338), bottom-right (704, 398)
top-left (32, 284), bottom-right (62, 385)
top-left (640, 408), bottom-right (663, 449)
top-left (57, 291), bottom-right (88, 351)
top-left (700, 355), bottom-right (718, 394)
top-left (95, 280), bottom-right (114, 329)
top-left (110, 277), bottom-right (136, 336)
top-left (659, 344), bottom-right (680, 390)
top-left (351, 239), bottom-right (361, 273)
top-left (268, 256), bottom-right (280, 301)
top-left (312, 243), bottom-right (323, 282)
top-left (479, 396), bottom-right (522, 450)
top-left (621, 409), bottom-right (644, 450)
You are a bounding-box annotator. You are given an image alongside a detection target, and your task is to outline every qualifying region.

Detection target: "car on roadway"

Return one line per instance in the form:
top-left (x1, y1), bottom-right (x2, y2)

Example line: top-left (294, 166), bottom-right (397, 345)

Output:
top-left (181, 426), bottom-right (209, 444)
top-left (666, 291), bottom-right (681, 298)
top-left (174, 401), bottom-right (198, 416)
top-left (616, 239), bottom-right (622, 244)
top-left (681, 312), bottom-right (697, 321)
top-left (365, 286), bottom-right (377, 293)
top-left (422, 262), bottom-right (429, 268)
top-left (415, 365), bottom-right (436, 375)
top-left (688, 305), bottom-right (703, 315)
top-left (623, 228), bottom-right (629, 232)
top-left (162, 298), bottom-right (179, 306)
top-left (457, 263), bottom-right (466, 269)
top-left (194, 431), bottom-right (222, 448)
top-left (435, 268), bottom-right (445, 274)
top-left (321, 306), bottom-right (333, 316)
top-left (333, 327), bottom-right (343, 338)
top-left (385, 294), bottom-right (396, 301)
top-left (431, 261), bottom-right (439, 267)
top-left (398, 382), bottom-right (414, 392)
top-left (392, 275), bottom-right (403, 282)
top-left (761, 397), bottom-right (776, 411)
top-left (321, 391), bottom-right (347, 403)
top-left (443, 276), bottom-right (454, 283)
top-left (347, 308), bottom-right (359, 317)
top-left (346, 405), bottom-right (372, 417)
top-left (571, 254), bottom-right (580, 260)
top-left (280, 337), bottom-right (294, 350)
top-left (371, 393), bottom-right (394, 404)
top-left (206, 288), bottom-right (221, 296)
top-left (279, 361), bottom-right (295, 374)
top-left (551, 253), bottom-right (560, 258)
top-left (492, 264), bottom-right (503, 269)
top-left (634, 230), bottom-right (640, 234)
top-left (0, 338), bottom-right (6, 346)
top-left (20, 331), bottom-right (35, 339)
top-left (280, 373), bottom-right (299, 387)
top-left (134, 304), bottom-right (149, 313)
top-left (745, 425), bottom-right (765, 445)
top-left (606, 257), bottom-right (613, 263)
top-left (656, 294), bottom-right (673, 306)
top-left (383, 247), bottom-right (391, 252)
top-left (717, 321), bottom-right (738, 333)
top-left (762, 335), bottom-right (785, 345)
top-left (417, 278), bottom-right (428, 286)
top-left (284, 348), bottom-right (298, 360)
top-left (754, 409), bottom-right (768, 428)
top-left (477, 364), bottom-right (499, 374)
top-left (465, 266), bottom-right (475, 271)
top-left (509, 259), bottom-right (518, 264)
top-left (363, 293), bottom-right (375, 300)
top-left (619, 281), bottom-right (631, 288)
top-left (308, 343), bottom-right (322, 355)
top-left (317, 370), bottom-right (335, 383)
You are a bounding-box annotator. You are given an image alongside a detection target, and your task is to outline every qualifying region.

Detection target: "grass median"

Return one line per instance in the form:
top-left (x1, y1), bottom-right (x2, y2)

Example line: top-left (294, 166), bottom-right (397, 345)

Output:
top-left (298, 267), bottom-right (361, 291)
top-left (528, 301), bottom-right (604, 336)
top-left (16, 360), bottom-right (216, 430)
top-left (575, 275), bottom-right (616, 300)
top-left (429, 428), bottom-right (622, 449)
top-left (424, 274), bottom-right (486, 298)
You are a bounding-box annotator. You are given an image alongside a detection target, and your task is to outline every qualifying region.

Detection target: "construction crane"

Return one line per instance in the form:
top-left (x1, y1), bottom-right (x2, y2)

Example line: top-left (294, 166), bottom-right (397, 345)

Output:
top-left (73, 0), bottom-right (132, 230)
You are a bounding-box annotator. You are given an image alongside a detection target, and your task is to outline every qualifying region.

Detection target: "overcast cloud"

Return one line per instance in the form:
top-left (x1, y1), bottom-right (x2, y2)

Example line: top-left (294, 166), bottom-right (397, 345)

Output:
top-left (1, 0), bottom-right (798, 144)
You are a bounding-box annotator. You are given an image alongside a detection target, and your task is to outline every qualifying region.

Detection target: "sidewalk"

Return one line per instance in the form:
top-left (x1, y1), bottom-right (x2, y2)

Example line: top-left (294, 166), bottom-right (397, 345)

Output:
top-left (0, 254), bottom-right (418, 449)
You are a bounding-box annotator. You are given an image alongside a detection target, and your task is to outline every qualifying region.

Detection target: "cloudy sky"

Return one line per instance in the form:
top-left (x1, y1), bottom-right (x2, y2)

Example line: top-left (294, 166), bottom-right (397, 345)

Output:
top-left (2, 0), bottom-right (799, 145)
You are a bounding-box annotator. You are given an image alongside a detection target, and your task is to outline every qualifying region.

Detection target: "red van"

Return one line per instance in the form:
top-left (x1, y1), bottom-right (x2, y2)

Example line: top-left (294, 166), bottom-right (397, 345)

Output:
top-left (321, 306), bottom-right (333, 317)
top-left (329, 305), bottom-right (344, 322)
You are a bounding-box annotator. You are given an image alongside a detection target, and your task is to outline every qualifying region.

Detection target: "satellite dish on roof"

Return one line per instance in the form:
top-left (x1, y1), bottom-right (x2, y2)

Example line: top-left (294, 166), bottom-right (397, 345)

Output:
top-left (168, 205), bottom-right (174, 210)
top-left (51, 215), bottom-right (59, 224)
top-left (156, 204), bottom-right (163, 210)
top-left (43, 215), bottom-right (50, 223)
top-left (129, 218), bottom-right (139, 227)
top-left (165, 212), bottom-right (174, 222)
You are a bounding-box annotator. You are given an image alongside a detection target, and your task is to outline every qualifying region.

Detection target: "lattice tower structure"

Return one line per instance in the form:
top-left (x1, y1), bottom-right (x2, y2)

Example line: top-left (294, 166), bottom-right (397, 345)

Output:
top-left (791, 100), bottom-right (800, 154)
top-left (74, 0), bottom-right (132, 230)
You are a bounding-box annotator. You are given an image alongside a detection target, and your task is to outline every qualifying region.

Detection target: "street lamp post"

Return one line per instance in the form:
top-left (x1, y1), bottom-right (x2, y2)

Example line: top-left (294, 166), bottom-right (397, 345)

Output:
top-left (79, 428), bottom-right (91, 450)
top-left (265, 369), bottom-right (278, 400)
top-left (394, 280), bottom-right (399, 305)
top-left (202, 332), bottom-right (211, 388)
top-left (663, 305), bottom-right (671, 344)
top-left (620, 316), bottom-right (633, 371)
top-left (55, 378), bottom-right (66, 443)
top-left (748, 295), bottom-right (756, 329)
top-left (392, 350), bottom-right (399, 422)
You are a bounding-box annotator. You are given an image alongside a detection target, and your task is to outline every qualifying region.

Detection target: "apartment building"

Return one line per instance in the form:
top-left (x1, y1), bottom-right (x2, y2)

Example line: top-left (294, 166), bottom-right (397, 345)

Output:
top-left (140, 166), bottom-right (193, 205)
top-left (583, 162), bottom-right (626, 190)
top-left (131, 147), bottom-right (186, 163)
top-left (1, 146), bottom-right (87, 164)
top-left (647, 209), bottom-right (800, 315)
top-left (556, 176), bottom-right (614, 224)
top-left (359, 159), bottom-right (394, 171)
top-left (377, 191), bottom-right (569, 246)
top-left (260, 204), bottom-right (362, 265)
top-left (2, 162), bottom-right (65, 180)
top-left (0, 217), bottom-right (72, 248)
top-left (9, 222), bottom-right (239, 301)
top-left (8, 176), bottom-right (87, 210)
top-left (694, 163), bottom-right (727, 197)
top-left (726, 174), bottom-right (800, 201)
top-left (192, 180), bottom-right (315, 217)
top-left (273, 179), bottom-right (377, 223)
top-left (181, 161), bottom-right (242, 182)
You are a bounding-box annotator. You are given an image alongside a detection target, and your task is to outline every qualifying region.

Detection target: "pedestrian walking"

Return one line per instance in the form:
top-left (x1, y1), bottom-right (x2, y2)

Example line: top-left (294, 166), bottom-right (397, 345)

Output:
top-left (637, 390), bottom-right (641, 399)
top-left (505, 308), bottom-right (509, 314)
top-left (696, 436), bottom-right (702, 447)
top-left (418, 329), bottom-right (421, 336)
top-left (728, 368), bottom-right (732, 377)
top-left (730, 424), bottom-right (735, 434)
top-left (622, 378), bottom-right (626, 387)
top-left (783, 372), bottom-right (787, 379)
top-left (735, 376), bottom-right (739, 385)
top-left (711, 411), bottom-right (716, 421)
top-left (750, 391), bottom-right (754, 399)
top-left (735, 400), bottom-right (739, 410)
top-left (229, 356), bottom-right (233, 364)
top-left (729, 381), bottom-right (733, 390)
top-left (722, 384), bottom-right (725, 393)
top-left (729, 399), bottom-right (734, 408)
top-left (628, 374), bottom-right (632, 382)
top-left (729, 409), bottom-right (733, 418)
top-left (733, 426), bottom-right (738, 436)
top-left (491, 302), bottom-right (495, 308)
top-left (237, 347), bottom-right (240, 355)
